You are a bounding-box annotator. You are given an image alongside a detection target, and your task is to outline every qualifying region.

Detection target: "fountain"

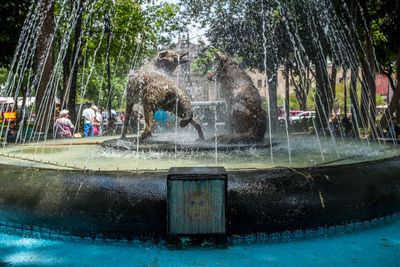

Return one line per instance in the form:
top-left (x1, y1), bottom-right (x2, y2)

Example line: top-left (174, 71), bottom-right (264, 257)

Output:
top-left (0, 0), bottom-right (399, 264)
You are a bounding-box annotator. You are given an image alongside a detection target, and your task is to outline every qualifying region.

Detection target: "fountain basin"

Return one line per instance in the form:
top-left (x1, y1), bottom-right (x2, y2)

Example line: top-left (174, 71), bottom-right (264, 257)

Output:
top-left (1, 135), bottom-right (398, 170)
top-left (0, 154), bottom-right (399, 240)
top-left (101, 137), bottom-right (272, 152)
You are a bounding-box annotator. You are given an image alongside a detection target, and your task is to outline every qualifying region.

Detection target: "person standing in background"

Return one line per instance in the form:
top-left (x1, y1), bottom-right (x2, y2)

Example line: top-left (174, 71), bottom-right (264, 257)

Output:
top-left (54, 110), bottom-right (75, 138)
top-left (82, 103), bottom-right (95, 137)
top-left (92, 106), bottom-right (103, 136)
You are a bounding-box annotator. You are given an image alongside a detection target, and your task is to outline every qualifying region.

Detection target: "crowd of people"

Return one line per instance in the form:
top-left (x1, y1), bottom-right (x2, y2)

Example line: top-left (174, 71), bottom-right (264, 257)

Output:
top-left (82, 103), bottom-right (103, 137)
top-left (53, 103), bottom-right (105, 139)
top-left (7, 105), bottom-right (174, 142)
top-left (53, 102), bottom-right (146, 139)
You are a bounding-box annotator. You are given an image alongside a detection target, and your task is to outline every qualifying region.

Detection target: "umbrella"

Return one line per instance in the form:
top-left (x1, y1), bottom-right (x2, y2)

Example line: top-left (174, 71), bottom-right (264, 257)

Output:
top-left (154, 110), bottom-right (169, 124)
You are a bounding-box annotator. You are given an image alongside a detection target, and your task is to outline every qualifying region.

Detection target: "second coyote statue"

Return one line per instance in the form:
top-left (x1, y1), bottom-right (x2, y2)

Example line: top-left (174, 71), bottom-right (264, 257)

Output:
top-left (207, 51), bottom-right (267, 143)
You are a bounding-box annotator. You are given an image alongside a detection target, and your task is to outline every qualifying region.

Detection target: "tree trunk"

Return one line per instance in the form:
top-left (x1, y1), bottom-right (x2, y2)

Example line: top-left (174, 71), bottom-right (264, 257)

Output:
top-left (350, 65), bottom-right (360, 137)
top-left (305, 67), bottom-right (311, 109)
top-left (106, 35), bottom-right (112, 126)
top-left (397, 99), bottom-right (400, 119)
top-left (360, 68), bottom-right (369, 130)
top-left (360, 0), bottom-right (377, 132)
top-left (366, 46), bottom-right (377, 135)
top-left (347, 0), bottom-right (361, 137)
top-left (267, 66), bottom-right (278, 134)
top-left (343, 68), bottom-right (348, 117)
top-left (67, 1), bottom-right (84, 125)
top-left (360, 58), bottom-right (377, 138)
top-left (329, 62), bottom-right (337, 113)
top-left (291, 68), bottom-right (307, 111)
top-left (314, 58), bottom-right (331, 131)
top-left (104, 13), bottom-right (113, 126)
top-left (62, 38), bottom-right (72, 108)
top-left (285, 62), bottom-right (290, 131)
top-left (380, 47), bottom-right (400, 128)
top-left (34, 0), bottom-right (55, 133)
top-left (360, 58), bottom-right (378, 138)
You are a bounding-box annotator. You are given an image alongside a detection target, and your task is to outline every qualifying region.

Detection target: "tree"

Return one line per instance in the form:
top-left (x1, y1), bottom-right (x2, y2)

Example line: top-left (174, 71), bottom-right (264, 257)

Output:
top-left (63, 0), bottom-right (87, 124)
top-left (366, 0), bottom-right (400, 129)
top-left (290, 66), bottom-right (313, 111)
top-left (0, 0), bottom-right (30, 67)
top-left (339, 0), bottom-right (400, 136)
top-left (34, 0), bottom-right (56, 133)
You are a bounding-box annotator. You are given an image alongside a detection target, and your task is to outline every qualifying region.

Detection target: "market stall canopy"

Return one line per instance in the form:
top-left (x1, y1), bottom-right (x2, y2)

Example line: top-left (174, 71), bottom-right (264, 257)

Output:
top-left (0, 97), bottom-right (60, 108)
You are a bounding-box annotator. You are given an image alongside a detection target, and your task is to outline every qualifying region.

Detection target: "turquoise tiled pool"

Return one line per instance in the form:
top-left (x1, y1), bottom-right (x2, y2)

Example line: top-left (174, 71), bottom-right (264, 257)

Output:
top-left (1, 216), bottom-right (399, 266)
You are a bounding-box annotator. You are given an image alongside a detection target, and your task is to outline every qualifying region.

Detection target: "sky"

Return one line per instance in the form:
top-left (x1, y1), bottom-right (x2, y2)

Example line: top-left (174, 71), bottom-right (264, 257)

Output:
top-left (156, 0), bottom-right (209, 45)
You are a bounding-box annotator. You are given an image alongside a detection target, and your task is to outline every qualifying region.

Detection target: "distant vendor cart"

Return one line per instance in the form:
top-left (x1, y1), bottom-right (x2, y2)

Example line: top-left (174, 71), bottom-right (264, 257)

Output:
top-left (0, 97), bottom-right (17, 124)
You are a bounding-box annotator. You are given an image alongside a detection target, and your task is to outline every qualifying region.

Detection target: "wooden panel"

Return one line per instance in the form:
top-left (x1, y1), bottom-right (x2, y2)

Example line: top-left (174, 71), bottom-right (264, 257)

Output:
top-left (168, 179), bottom-right (225, 235)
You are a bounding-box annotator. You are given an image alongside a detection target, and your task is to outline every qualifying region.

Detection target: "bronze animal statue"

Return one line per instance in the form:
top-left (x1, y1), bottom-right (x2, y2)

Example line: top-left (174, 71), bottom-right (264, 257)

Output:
top-left (121, 50), bottom-right (204, 141)
top-left (207, 51), bottom-right (267, 143)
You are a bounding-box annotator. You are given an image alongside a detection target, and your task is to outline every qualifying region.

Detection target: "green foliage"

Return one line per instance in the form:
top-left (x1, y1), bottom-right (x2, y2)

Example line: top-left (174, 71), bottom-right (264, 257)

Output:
top-left (371, 18), bottom-right (388, 46)
top-left (191, 47), bottom-right (218, 74)
top-left (363, 0), bottom-right (400, 74)
top-left (334, 82), bottom-right (358, 113)
top-left (334, 81), bottom-right (384, 114)
top-left (0, 0), bottom-right (30, 67)
top-left (376, 93), bottom-right (386, 106)
top-left (277, 89), bottom-right (315, 112)
top-left (53, 0), bottom-right (180, 111)
top-left (0, 67), bottom-right (9, 88)
top-left (144, 2), bottom-right (180, 47)
top-left (191, 47), bottom-right (245, 75)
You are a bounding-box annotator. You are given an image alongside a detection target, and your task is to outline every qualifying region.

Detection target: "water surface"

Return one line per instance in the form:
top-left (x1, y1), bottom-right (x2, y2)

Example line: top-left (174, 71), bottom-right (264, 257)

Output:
top-left (0, 216), bottom-right (399, 266)
top-left (1, 134), bottom-right (398, 171)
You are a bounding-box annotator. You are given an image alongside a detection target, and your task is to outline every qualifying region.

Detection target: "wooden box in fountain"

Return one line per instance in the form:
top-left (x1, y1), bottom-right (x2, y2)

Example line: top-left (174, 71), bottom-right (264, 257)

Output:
top-left (167, 167), bottom-right (227, 236)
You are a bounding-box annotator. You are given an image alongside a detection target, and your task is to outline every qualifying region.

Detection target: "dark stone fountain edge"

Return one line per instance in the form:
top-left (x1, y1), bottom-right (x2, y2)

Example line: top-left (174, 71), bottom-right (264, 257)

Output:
top-left (0, 155), bottom-right (399, 240)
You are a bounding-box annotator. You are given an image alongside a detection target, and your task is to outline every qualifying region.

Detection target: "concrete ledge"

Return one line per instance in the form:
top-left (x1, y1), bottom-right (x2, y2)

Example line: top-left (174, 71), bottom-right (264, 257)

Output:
top-left (0, 156), bottom-right (399, 239)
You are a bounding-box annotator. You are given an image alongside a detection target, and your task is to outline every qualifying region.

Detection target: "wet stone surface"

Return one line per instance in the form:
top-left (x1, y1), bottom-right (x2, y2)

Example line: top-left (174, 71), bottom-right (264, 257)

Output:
top-left (101, 137), bottom-right (273, 152)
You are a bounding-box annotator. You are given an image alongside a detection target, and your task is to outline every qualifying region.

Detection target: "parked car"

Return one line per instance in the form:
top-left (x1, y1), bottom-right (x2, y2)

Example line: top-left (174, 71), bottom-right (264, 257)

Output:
top-left (278, 110), bottom-right (303, 120)
top-left (290, 111), bottom-right (316, 122)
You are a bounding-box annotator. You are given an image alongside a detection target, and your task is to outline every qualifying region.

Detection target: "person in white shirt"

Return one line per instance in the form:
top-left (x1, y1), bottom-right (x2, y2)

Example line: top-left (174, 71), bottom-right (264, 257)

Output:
top-left (82, 103), bottom-right (95, 137)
